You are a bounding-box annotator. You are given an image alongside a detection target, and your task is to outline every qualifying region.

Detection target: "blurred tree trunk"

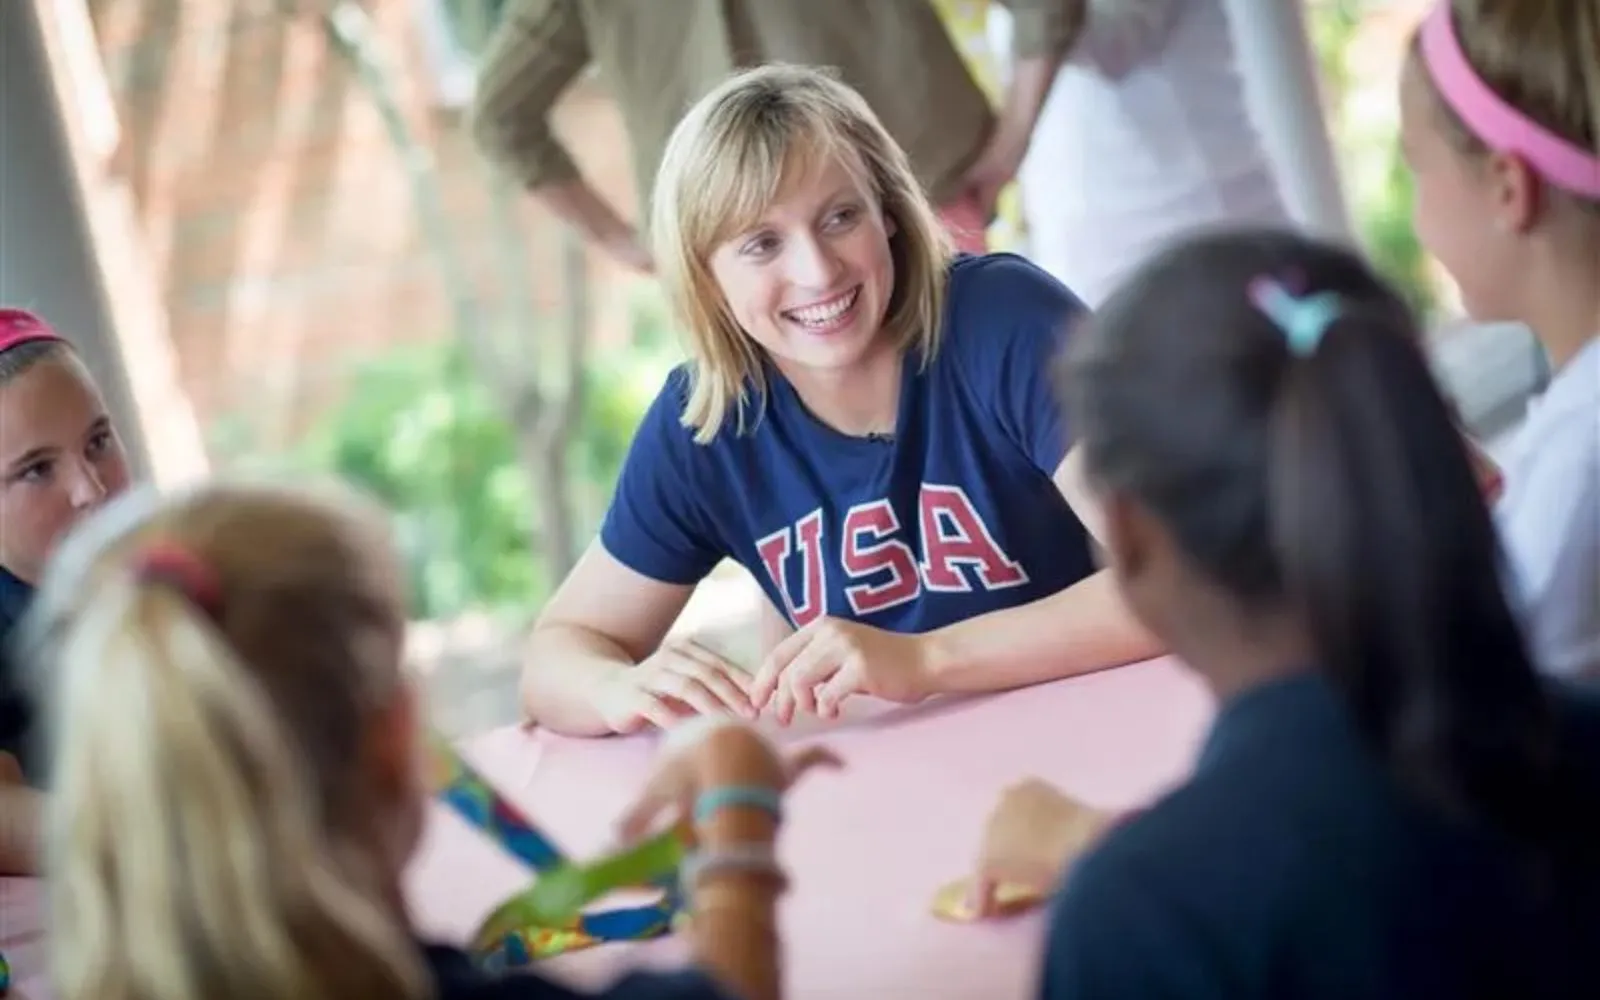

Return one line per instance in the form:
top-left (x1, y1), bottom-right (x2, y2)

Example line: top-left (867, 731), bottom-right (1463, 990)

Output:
top-left (460, 0), bottom-right (586, 577)
top-left (302, 0), bottom-right (586, 581)
top-left (521, 229), bottom-right (585, 576)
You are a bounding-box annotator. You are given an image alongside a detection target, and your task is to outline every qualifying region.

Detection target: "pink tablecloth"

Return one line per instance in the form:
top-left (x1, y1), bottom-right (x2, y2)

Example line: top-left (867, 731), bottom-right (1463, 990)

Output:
top-left (1, 876), bottom-right (46, 998)
top-left (405, 657), bottom-right (1215, 999)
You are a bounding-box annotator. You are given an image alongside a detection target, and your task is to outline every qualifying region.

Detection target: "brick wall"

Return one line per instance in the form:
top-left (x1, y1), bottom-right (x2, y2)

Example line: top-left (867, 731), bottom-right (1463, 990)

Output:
top-left (88, 0), bottom-right (643, 451)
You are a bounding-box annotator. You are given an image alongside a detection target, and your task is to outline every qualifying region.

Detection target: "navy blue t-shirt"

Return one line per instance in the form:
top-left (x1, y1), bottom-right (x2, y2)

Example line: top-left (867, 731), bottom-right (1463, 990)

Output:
top-left (0, 565), bottom-right (35, 773)
top-left (601, 253), bottom-right (1094, 631)
top-left (1038, 673), bottom-right (1600, 1000)
top-left (426, 943), bottom-right (728, 1000)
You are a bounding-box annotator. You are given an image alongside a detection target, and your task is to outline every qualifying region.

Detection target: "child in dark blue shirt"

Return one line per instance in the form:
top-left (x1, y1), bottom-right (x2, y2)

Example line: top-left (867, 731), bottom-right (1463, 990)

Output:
top-left (998, 228), bottom-right (1600, 999)
top-left (424, 945), bottom-right (727, 1000)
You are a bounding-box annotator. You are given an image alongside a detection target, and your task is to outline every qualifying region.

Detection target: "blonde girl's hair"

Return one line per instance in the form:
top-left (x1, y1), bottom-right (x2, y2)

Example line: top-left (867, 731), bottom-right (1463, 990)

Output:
top-left (25, 480), bottom-right (433, 1000)
top-left (650, 63), bottom-right (953, 444)
top-left (1414, 0), bottom-right (1600, 214)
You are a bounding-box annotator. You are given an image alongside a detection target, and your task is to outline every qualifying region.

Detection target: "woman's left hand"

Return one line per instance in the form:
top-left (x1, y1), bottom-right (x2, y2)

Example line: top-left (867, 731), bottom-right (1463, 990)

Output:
top-left (749, 617), bottom-right (935, 723)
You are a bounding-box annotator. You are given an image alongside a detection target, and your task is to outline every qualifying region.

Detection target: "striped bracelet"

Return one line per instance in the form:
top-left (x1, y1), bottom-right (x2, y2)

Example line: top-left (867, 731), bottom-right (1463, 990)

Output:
top-left (693, 784), bottom-right (783, 827)
top-left (680, 843), bottom-right (788, 898)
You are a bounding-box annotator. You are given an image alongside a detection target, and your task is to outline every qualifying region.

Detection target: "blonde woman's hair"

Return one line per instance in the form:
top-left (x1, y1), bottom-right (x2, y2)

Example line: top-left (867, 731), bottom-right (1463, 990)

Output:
top-left (651, 63), bottom-right (953, 444)
top-left (25, 480), bottom-right (431, 1000)
top-left (1415, 0), bottom-right (1600, 214)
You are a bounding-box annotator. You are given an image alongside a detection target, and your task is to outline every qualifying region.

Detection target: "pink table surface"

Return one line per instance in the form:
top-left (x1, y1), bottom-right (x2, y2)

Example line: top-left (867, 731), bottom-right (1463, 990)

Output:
top-left (405, 657), bottom-right (1215, 999)
top-left (1, 876), bottom-right (46, 999)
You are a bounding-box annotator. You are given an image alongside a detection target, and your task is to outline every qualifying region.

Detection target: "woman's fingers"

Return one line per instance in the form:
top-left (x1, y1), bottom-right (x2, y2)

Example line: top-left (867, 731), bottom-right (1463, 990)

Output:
top-left (654, 643), bottom-right (755, 716)
top-left (656, 669), bottom-right (738, 720)
top-left (814, 662), bottom-right (864, 719)
top-left (673, 645), bottom-right (757, 715)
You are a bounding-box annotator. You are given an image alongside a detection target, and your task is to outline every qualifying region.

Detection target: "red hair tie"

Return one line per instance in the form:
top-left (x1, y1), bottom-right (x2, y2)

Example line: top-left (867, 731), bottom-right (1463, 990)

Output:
top-left (132, 543), bottom-right (224, 620)
top-left (0, 308), bottom-right (65, 355)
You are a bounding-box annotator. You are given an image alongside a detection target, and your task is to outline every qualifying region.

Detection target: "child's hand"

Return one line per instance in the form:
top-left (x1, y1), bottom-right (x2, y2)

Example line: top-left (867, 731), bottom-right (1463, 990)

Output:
top-left (0, 751), bottom-right (23, 786)
top-left (968, 778), bottom-right (1111, 916)
top-left (615, 719), bottom-right (842, 843)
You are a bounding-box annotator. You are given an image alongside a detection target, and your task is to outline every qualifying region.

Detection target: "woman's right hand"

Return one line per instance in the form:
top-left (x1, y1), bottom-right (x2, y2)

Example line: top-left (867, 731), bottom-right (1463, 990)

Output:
top-left (593, 638), bottom-right (758, 734)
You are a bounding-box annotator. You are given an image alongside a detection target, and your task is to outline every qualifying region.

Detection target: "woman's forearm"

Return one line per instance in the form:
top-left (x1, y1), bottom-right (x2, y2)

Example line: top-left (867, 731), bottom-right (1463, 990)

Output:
top-left (994, 55), bottom-right (1060, 151)
top-left (519, 624), bottom-right (637, 737)
top-left (923, 569), bottom-right (1163, 695)
top-left (536, 178), bottom-right (652, 272)
top-left (0, 784), bottom-right (44, 875)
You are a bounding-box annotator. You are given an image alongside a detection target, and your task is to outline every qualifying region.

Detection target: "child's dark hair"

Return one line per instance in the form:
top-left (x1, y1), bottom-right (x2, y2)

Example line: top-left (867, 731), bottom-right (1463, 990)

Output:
top-left (1059, 226), bottom-right (1579, 857)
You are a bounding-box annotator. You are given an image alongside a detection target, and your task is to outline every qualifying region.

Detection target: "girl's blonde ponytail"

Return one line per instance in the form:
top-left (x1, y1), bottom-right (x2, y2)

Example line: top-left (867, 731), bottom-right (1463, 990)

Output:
top-left (32, 483), bottom-right (434, 1000)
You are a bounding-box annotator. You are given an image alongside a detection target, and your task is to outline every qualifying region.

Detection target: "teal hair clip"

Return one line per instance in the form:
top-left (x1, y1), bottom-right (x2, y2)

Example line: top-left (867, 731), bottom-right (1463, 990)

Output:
top-left (1248, 277), bottom-right (1342, 357)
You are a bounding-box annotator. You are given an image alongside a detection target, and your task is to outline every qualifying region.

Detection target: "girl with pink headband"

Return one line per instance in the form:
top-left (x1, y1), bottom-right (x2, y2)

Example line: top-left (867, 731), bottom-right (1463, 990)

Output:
top-left (1400, 0), bottom-right (1600, 678)
top-left (0, 307), bottom-right (133, 875)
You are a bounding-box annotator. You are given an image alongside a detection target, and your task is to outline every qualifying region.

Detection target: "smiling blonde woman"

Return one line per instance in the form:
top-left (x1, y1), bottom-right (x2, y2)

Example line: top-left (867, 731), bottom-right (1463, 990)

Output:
top-left (522, 65), bottom-right (1161, 738)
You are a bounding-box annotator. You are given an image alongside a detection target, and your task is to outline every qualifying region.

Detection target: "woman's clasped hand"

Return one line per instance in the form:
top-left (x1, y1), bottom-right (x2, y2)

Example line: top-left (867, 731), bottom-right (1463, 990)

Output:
top-left (594, 618), bottom-right (939, 732)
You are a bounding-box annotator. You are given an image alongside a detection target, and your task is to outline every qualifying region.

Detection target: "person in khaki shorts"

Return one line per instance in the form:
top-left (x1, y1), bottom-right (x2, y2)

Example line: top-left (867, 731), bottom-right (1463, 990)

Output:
top-left (471, 0), bottom-right (1085, 272)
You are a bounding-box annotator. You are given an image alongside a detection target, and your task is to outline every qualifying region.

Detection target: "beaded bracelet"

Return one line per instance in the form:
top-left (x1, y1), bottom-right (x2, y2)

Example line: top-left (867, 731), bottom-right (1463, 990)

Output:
top-left (693, 784), bottom-right (783, 827)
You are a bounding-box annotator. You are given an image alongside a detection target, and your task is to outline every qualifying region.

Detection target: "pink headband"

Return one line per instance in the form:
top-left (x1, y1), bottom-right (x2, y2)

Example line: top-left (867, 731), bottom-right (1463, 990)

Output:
top-left (0, 308), bottom-right (65, 355)
top-left (1418, 3), bottom-right (1600, 200)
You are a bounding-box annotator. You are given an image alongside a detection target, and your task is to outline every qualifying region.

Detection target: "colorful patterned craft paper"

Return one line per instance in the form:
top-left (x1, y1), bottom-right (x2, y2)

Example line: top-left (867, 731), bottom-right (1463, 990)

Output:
top-left (427, 732), bottom-right (686, 966)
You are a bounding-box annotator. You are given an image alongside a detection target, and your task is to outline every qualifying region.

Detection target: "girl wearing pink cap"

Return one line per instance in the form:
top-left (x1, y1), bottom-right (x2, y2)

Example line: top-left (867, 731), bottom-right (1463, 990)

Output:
top-left (0, 307), bottom-right (132, 873)
top-left (1399, 0), bottom-right (1600, 678)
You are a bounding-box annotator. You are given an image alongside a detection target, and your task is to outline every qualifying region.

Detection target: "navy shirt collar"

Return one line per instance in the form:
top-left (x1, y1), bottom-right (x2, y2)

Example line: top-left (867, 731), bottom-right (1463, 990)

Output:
top-left (1196, 670), bottom-right (1348, 775)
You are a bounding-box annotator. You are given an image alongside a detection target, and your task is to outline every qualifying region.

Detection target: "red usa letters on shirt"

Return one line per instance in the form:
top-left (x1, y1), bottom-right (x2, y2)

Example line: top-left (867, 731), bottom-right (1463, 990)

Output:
top-left (755, 484), bottom-right (1028, 627)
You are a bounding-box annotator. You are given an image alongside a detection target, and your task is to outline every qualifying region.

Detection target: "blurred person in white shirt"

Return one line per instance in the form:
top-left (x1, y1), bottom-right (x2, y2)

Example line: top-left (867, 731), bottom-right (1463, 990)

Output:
top-left (989, 0), bottom-right (1292, 307)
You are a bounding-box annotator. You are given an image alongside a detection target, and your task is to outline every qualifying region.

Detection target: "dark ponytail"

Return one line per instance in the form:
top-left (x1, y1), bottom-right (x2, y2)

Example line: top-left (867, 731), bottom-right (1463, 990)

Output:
top-left (1062, 226), bottom-right (1591, 864)
top-left (1267, 304), bottom-right (1557, 842)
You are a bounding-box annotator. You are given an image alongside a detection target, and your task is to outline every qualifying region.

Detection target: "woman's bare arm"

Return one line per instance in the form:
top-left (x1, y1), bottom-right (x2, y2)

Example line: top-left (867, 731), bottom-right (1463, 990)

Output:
top-left (522, 541), bottom-right (699, 736)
